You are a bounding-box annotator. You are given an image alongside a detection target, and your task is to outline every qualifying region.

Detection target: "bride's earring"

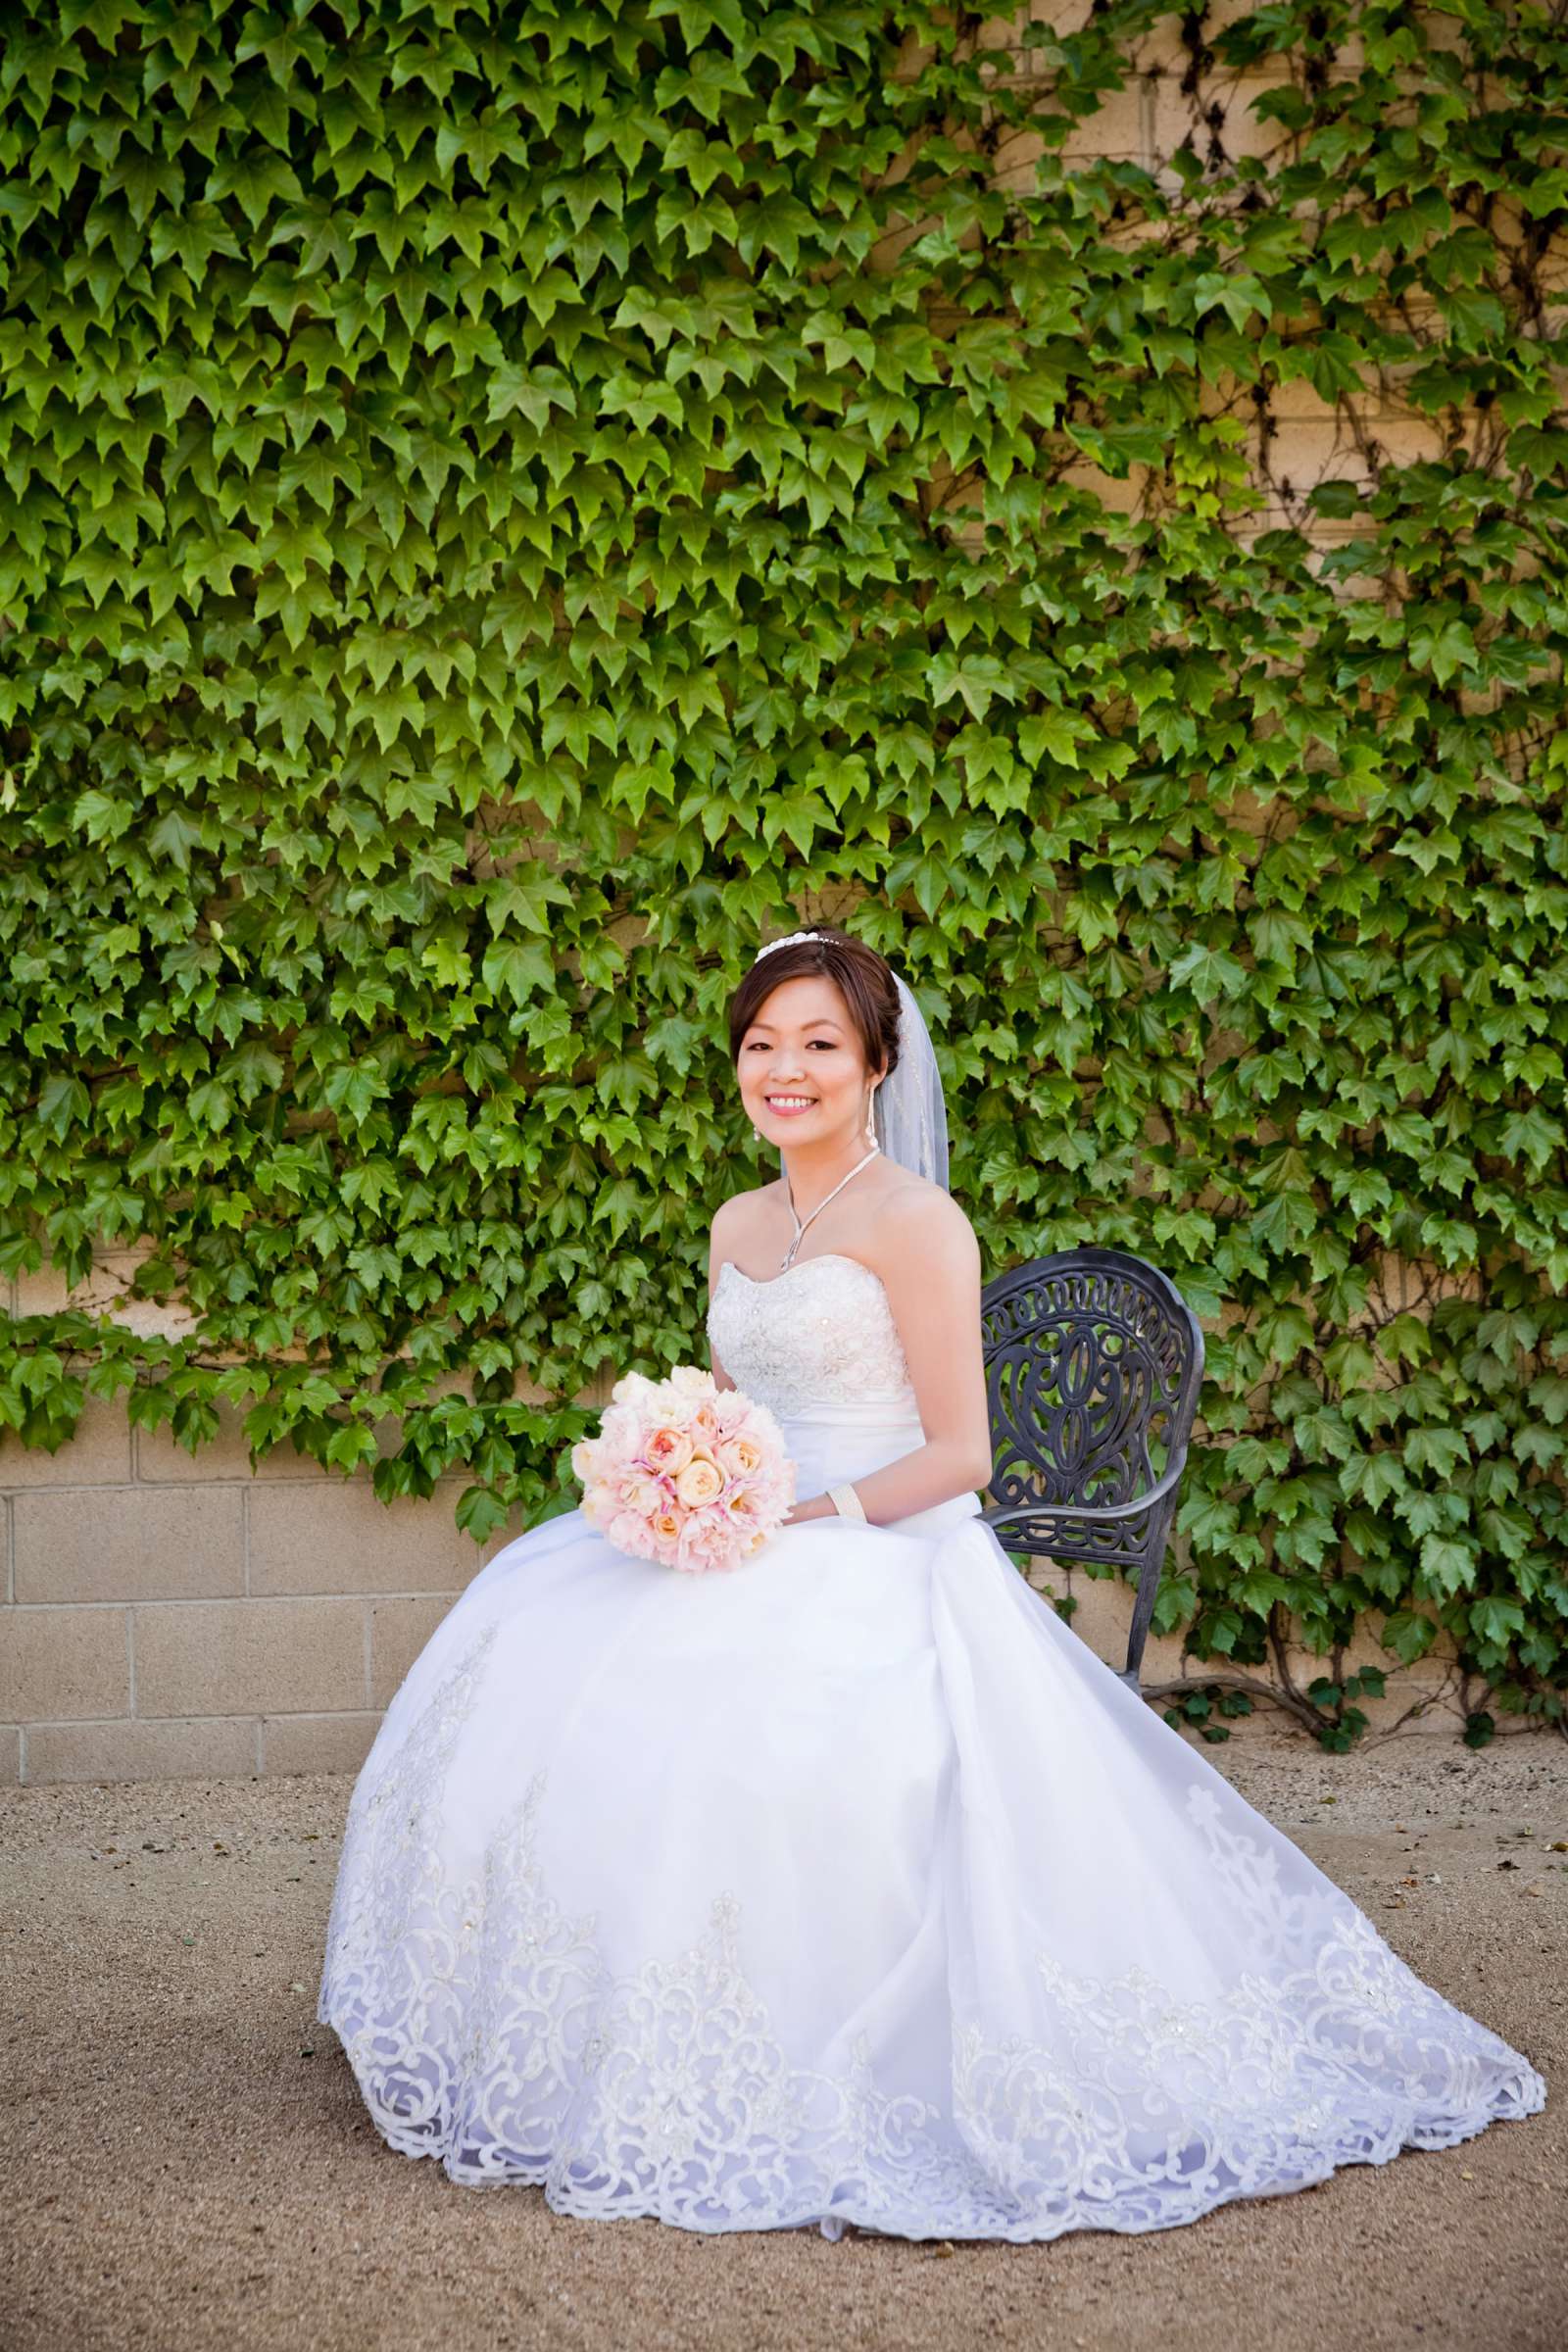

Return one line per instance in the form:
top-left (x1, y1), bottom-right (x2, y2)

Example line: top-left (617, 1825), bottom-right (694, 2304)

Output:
top-left (864, 1085), bottom-right (877, 1146)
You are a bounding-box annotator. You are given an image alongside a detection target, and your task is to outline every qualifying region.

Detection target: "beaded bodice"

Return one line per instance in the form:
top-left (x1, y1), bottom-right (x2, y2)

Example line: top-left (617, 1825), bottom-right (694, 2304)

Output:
top-left (706, 1252), bottom-right (917, 1421)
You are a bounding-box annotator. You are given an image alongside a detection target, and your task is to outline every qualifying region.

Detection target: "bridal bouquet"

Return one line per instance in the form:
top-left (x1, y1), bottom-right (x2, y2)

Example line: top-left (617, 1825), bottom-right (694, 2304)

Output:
top-left (570, 1365), bottom-right (796, 1573)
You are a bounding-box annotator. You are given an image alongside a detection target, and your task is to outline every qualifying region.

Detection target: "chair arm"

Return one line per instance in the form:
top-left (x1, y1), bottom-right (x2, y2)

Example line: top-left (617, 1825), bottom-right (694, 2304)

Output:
top-left (978, 1445), bottom-right (1190, 1537)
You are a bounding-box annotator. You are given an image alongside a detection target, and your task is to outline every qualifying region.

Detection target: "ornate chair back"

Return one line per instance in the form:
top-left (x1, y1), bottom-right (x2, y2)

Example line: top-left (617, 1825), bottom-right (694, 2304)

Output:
top-left (977, 1248), bottom-right (1205, 1691)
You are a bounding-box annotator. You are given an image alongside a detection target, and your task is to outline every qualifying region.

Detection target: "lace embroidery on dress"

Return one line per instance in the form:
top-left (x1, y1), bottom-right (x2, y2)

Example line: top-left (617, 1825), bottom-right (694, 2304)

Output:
top-left (318, 1619), bottom-right (976, 2228)
top-left (705, 1256), bottom-right (915, 1421)
top-left (318, 1621), bottom-right (1546, 2239)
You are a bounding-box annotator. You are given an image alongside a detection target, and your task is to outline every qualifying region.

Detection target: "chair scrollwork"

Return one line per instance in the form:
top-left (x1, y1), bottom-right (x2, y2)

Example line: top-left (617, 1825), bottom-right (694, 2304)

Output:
top-left (978, 1249), bottom-right (1205, 1693)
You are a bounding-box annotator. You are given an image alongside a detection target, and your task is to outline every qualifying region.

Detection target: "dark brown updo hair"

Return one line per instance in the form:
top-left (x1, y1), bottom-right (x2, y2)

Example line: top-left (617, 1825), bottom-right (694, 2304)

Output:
top-left (726, 927), bottom-right (901, 1085)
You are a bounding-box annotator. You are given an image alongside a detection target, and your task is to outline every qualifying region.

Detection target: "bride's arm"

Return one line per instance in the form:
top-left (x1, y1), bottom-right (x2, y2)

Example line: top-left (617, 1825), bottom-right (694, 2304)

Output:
top-left (706, 1199), bottom-right (742, 1394)
top-left (787, 1190), bottom-right (994, 1526)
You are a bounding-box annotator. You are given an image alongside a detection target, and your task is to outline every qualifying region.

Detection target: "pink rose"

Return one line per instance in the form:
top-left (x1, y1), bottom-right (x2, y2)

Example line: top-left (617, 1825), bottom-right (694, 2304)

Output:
top-left (644, 1425), bottom-right (694, 1474)
top-left (676, 1513), bottom-right (735, 1573)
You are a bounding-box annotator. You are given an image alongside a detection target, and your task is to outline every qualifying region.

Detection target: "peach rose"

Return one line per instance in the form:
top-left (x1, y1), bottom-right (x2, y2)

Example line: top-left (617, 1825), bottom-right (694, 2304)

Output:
top-left (719, 1433), bottom-right (763, 1475)
top-left (674, 1455), bottom-right (724, 1507)
top-left (644, 1425), bottom-right (693, 1474)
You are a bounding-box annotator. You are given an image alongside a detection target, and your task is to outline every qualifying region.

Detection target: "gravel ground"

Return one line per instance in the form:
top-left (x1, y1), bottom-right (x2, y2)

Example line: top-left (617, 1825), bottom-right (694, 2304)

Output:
top-left (2, 1728), bottom-right (1564, 2352)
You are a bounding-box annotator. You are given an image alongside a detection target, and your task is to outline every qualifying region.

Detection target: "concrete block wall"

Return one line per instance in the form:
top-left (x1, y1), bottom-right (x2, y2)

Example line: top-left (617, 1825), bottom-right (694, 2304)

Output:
top-left (0, 1391), bottom-right (525, 1786)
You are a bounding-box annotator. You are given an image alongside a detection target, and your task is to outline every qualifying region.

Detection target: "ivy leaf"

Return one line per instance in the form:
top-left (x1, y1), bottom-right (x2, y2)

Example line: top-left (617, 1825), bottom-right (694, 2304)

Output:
top-left (486, 869), bottom-right (575, 935)
top-left (187, 1078), bottom-right (235, 1132)
top-left (1416, 1536), bottom-right (1477, 1600)
top-left (929, 652), bottom-right (1016, 723)
top-left (255, 673), bottom-right (334, 753)
top-left (1387, 1606), bottom-right (1447, 1665)
top-left (486, 363), bottom-right (576, 427)
top-left (1494, 1103), bottom-right (1561, 1172)
top-left (1468, 1593), bottom-right (1526, 1652)
top-left (1017, 709), bottom-right (1085, 768)
top-left (482, 940), bottom-right (554, 1006)
top-left (72, 788), bottom-right (133, 843)
top-left (147, 808), bottom-right (205, 870)
top-left (204, 148), bottom-right (304, 230)
top-left (455, 1484), bottom-right (511, 1543)
top-left (1166, 941), bottom-right (1248, 1004)
top-left (36, 1074), bottom-right (91, 1138)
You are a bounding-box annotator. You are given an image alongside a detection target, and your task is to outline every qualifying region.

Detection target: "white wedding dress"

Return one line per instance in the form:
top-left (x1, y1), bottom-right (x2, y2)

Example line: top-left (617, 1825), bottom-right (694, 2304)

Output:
top-left (316, 1250), bottom-right (1546, 2240)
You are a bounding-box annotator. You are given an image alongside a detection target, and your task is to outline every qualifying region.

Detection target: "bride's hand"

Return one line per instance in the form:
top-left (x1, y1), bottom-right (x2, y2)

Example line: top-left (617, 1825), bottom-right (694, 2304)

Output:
top-left (782, 1494), bottom-right (836, 1527)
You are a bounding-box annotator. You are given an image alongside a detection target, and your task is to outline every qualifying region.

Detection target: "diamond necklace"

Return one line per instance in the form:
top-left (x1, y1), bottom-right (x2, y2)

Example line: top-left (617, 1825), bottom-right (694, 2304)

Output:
top-left (780, 1142), bottom-right (881, 1271)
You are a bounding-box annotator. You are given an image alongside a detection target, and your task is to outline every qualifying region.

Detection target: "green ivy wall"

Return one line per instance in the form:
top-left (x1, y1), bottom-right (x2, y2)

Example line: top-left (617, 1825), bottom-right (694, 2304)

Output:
top-left (1, 0), bottom-right (1566, 1780)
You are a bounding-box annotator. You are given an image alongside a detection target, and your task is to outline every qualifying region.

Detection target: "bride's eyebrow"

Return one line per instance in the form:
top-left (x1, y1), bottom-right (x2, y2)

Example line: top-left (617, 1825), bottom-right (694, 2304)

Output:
top-left (747, 1017), bottom-right (845, 1034)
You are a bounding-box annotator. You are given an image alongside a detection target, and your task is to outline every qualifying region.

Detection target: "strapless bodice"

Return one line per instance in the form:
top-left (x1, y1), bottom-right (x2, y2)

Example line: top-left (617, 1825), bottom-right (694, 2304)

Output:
top-left (706, 1251), bottom-right (917, 1421)
top-left (705, 1250), bottom-right (981, 1538)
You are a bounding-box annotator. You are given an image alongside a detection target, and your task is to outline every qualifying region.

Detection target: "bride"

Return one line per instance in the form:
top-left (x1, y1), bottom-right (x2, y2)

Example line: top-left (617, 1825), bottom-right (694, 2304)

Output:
top-left (316, 925), bottom-right (1545, 2242)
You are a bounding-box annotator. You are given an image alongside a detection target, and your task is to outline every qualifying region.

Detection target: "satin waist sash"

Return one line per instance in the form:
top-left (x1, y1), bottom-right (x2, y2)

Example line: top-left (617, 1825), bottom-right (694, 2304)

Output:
top-left (774, 1397), bottom-right (983, 1542)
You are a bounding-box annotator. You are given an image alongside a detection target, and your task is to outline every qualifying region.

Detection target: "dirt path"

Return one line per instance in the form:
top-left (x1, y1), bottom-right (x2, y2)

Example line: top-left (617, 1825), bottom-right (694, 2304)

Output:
top-left (2, 1731), bottom-right (1563, 2352)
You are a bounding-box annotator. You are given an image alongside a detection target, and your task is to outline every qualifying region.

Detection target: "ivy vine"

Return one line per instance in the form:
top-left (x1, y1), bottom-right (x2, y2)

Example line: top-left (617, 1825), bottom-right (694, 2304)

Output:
top-left (2, 1), bottom-right (1565, 1747)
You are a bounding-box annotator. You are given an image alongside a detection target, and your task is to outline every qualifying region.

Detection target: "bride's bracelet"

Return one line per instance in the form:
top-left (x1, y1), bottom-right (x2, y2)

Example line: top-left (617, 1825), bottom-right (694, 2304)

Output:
top-left (828, 1482), bottom-right (867, 1523)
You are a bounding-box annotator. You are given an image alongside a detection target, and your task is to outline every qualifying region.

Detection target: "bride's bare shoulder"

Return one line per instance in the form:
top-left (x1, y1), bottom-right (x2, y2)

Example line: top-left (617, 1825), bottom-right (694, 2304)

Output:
top-left (714, 1181), bottom-right (779, 1219)
top-left (710, 1181), bottom-right (778, 1252)
top-left (872, 1172), bottom-right (983, 1278)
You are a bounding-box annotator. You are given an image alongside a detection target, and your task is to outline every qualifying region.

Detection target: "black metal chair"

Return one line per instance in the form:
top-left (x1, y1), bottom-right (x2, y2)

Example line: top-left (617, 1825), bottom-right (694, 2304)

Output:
top-left (977, 1248), bottom-right (1205, 1693)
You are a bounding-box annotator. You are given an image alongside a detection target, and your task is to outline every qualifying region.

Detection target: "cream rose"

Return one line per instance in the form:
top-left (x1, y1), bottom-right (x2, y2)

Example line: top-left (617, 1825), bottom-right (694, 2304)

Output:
top-left (674, 1455), bottom-right (724, 1507)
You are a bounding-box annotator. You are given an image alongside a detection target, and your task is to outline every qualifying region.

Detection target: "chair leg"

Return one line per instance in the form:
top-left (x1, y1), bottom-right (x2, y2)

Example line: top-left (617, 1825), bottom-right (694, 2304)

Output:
top-left (1122, 1535), bottom-right (1170, 1689)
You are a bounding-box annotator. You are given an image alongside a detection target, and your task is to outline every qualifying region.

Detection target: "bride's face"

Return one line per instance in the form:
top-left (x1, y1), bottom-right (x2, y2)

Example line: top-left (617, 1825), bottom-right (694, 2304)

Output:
top-left (738, 974), bottom-right (879, 1151)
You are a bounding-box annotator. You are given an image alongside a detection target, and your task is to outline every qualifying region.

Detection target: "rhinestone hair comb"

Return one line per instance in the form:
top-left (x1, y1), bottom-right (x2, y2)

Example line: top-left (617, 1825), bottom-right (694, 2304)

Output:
top-left (753, 929), bottom-right (824, 962)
